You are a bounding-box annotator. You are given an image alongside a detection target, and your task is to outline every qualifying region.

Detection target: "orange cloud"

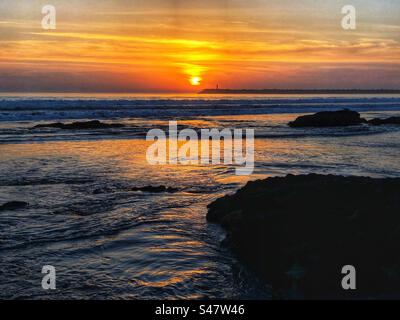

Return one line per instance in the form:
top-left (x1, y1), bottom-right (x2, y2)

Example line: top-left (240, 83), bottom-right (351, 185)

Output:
top-left (1, 1), bottom-right (400, 92)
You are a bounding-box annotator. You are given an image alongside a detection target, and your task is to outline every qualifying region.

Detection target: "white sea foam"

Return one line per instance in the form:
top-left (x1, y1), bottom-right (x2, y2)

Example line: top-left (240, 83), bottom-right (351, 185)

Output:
top-left (1, 96), bottom-right (400, 122)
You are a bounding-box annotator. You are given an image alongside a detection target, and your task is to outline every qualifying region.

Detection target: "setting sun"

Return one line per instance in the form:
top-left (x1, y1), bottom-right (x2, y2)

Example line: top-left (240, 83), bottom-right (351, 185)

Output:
top-left (190, 77), bottom-right (202, 86)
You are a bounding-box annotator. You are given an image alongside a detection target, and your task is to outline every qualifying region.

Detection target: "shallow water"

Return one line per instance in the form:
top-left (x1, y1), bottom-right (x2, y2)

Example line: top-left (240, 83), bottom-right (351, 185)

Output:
top-left (1, 97), bottom-right (400, 299)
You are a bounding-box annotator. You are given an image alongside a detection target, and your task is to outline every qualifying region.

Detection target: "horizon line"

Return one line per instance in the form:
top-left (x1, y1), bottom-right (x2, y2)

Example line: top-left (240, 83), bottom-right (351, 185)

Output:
top-left (2, 88), bottom-right (400, 97)
top-left (199, 88), bottom-right (400, 94)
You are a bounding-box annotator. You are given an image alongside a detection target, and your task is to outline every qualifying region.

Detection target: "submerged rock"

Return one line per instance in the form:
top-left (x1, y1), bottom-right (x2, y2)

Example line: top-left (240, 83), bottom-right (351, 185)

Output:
top-left (0, 201), bottom-right (29, 211)
top-left (33, 120), bottom-right (125, 130)
top-left (207, 174), bottom-right (400, 299)
top-left (368, 117), bottom-right (400, 126)
top-left (33, 122), bottom-right (65, 129)
top-left (130, 186), bottom-right (179, 193)
top-left (288, 109), bottom-right (367, 127)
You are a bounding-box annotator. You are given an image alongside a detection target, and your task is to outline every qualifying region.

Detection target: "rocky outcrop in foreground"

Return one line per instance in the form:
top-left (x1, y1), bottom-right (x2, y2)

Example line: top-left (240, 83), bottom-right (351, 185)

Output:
top-left (33, 120), bottom-right (125, 130)
top-left (288, 109), bottom-right (367, 127)
top-left (207, 174), bottom-right (400, 299)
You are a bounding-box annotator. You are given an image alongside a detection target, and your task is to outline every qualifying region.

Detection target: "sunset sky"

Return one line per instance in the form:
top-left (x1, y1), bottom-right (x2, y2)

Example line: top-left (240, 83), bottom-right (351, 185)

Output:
top-left (0, 0), bottom-right (400, 93)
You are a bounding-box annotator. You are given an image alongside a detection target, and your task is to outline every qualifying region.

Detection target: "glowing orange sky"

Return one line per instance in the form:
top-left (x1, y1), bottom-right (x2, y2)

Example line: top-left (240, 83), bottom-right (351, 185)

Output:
top-left (0, 0), bottom-right (399, 93)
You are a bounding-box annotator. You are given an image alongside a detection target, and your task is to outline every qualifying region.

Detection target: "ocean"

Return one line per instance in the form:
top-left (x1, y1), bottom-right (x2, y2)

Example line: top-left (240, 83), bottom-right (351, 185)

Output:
top-left (1, 94), bottom-right (400, 299)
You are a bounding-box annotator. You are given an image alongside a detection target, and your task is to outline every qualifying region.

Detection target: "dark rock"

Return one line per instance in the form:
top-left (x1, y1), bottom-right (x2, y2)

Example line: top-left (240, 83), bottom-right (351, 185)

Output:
top-left (130, 186), bottom-right (179, 193)
top-left (93, 188), bottom-right (103, 195)
top-left (33, 122), bottom-right (65, 129)
top-left (368, 117), bottom-right (400, 126)
top-left (288, 109), bottom-right (367, 127)
top-left (92, 187), bottom-right (114, 195)
top-left (0, 201), bottom-right (29, 211)
top-left (33, 120), bottom-right (125, 130)
top-left (207, 174), bottom-right (400, 299)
